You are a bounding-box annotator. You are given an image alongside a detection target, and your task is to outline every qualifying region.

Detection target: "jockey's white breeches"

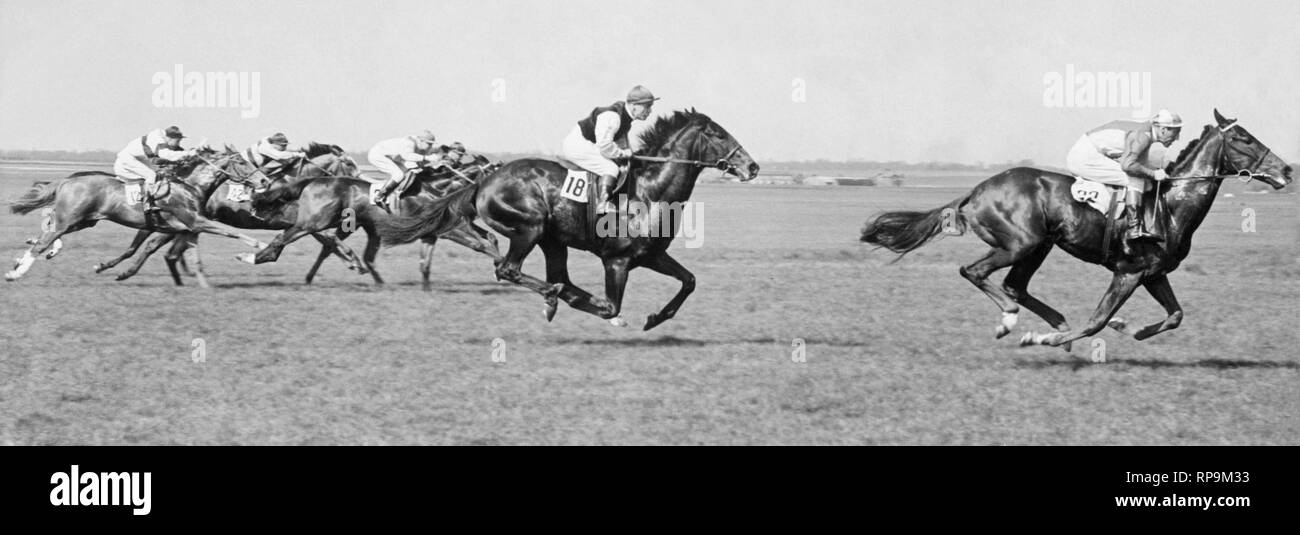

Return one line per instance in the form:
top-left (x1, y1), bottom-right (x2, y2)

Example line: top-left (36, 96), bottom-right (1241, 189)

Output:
top-left (561, 125), bottom-right (619, 177)
top-left (114, 156), bottom-right (156, 184)
top-left (368, 149), bottom-right (411, 183)
top-left (1066, 135), bottom-right (1146, 191)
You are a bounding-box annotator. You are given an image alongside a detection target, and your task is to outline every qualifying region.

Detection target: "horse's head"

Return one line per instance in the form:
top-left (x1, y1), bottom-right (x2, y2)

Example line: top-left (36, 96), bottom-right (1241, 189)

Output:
top-left (644, 109), bottom-right (760, 181)
top-left (222, 152), bottom-right (273, 192)
top-left (1212, 109), bottom-right (1292, 189)
top-left (304, 142), bottom-right (359, 177)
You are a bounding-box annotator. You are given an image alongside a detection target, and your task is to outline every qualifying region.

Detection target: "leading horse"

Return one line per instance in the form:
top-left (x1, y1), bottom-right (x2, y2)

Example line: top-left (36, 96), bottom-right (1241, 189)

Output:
top-left (860, 110), bottom-right (1292, 351)
top-left (379, 109), bottom-right (759, 330)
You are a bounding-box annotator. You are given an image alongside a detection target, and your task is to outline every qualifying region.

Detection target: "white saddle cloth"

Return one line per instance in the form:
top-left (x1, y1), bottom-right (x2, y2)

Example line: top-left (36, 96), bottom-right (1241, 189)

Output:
top-left (1070, 178), bottom-right (1124, 219)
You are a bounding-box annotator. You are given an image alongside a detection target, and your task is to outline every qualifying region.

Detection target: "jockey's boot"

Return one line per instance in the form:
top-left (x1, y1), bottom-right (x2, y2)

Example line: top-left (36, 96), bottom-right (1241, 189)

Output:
top-left (143, 181), bottom-right (162, 213)
top-left (596, 174), bottom-right (618, 214)
top-left (1122, 187), bottom-right (1155, 255)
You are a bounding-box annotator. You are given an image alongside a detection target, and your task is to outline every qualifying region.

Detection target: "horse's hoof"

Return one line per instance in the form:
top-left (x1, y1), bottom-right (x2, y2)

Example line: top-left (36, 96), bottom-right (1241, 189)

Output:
top-left (643, 314), bottom-right (664, 331)
top-left (1107, 317), bottom-right (1127, 331)
top-left (1019, 332), bottom-right (1036, 347)
top-left (234, 253), bottom-right (256, 265)
top-left (609, 317), bottom-right (628, 327)
top-left (544, 303), bottom-right (558, 322)
top-left (3, 272), bottom-right (18, 281)
top-left (92, 263), bottom-right (105, 273)
top-left (994, 325), bottom-right (1011, 339)
top-left (1062, 341), bottom-right (1073, 353)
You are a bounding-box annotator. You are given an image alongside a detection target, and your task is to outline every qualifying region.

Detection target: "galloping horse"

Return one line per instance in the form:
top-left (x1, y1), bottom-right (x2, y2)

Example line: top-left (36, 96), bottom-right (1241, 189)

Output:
top-left (860, 110), bottom-right (1292, 351)
top-left (5, 151), bottom-right (273, 285)
top-left (379, 109), bottom-right (759, 330)
top-left (232, 158), bottom-right (502, 286)
top-left (298, 156), bottom-right (504, 290)
top-left (94, 143), bottom-right (372, 284)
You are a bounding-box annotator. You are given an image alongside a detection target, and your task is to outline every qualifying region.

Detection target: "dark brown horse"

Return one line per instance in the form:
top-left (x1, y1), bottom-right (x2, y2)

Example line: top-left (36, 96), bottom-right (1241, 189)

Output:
top-left (5, 151), bottom-right (272, 285)
top-left (860, 110), bottom-right (1292, 351)
top-left (233, 159), bottom-right (501, 285)
top-left (92, 143), bottom-right (370, 284)
top-left (379, 109), bottom-right (759, 330)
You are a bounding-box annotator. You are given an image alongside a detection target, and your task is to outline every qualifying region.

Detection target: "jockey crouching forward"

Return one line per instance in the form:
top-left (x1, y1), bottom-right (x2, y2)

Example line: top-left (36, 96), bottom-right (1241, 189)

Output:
top-left (113, 126), bottom-right (202, 213)
top-left (369, 130), bottom-right (450, 211)
top-left (561, 85), bottom-right (658, 213)
top-left (1066, 109), bottom-right (1182, 253)
top-left (245, 132), bottom-right (305, 178)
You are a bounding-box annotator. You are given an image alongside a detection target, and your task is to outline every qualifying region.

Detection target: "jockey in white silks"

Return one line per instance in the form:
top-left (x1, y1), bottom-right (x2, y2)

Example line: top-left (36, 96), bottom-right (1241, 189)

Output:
top-left (114, 126), bottom-right (201, 212)
top-left (561, 85), bottom-right (658, 213)
top-left (1066, 109), bottom-right (1182, 248)
top-left (244, 132), bottom-right (304, 177)
top-left (368, 130), bottom-right (449, 211)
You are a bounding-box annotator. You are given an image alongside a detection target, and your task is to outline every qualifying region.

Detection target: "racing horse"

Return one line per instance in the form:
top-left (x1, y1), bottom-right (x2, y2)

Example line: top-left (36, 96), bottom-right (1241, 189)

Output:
top-left (94, 143), bottom-right (372, 284)
top-left (860, 110), bottom-right (1292, 351)
top-left (379, 109), bottom-right (759, 330)
top-left (5, 150), bottom-right (273, 286)
top-left (229, 158), bottom-right (502, 285)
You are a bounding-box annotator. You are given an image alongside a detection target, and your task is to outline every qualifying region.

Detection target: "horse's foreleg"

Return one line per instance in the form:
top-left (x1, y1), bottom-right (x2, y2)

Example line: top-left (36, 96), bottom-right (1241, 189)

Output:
top-left (182, 234), bottom-right (209, 289)
top-left (115, 233), bottom-right (176, 281)
top-left (188, 217), bottom-right (268, 250)
top-left (162, 234), bottom-right (190, 286)
top-left (419, 237), bottom-right (437, 291)
top-left (1108, 274), bottom-right (1183, 341)
top-left (361, 226), bottom-right (384, 285)
top-left (95, 230), bottom-right (153, 273)
top-left (638, 252), bottom-right (695, 331)
top-left (1021, 272), bottom-right (1143, 349)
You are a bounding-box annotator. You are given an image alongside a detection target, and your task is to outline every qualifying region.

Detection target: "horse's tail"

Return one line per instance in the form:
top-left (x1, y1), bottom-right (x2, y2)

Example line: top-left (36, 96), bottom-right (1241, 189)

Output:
top-left (378, 184), bottom-right (479, 246)
top-left (9, 180), bottom-right (63, 215)
top-left (251, 177), bottom-right (313, 211)
top-left (860, 193), bottom-right (970, 256)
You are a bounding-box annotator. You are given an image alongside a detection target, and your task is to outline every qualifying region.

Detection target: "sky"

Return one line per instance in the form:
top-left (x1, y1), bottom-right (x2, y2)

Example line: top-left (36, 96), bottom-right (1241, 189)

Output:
top-left (1, 0), bottom-right (1297, 165)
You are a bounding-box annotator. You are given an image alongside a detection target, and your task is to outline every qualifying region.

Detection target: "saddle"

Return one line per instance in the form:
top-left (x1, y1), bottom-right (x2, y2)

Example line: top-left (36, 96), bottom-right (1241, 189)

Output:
top-left (1070, 177), bottom-right (1166, 260)
top-left (555, 158), bottom-right (637, 242)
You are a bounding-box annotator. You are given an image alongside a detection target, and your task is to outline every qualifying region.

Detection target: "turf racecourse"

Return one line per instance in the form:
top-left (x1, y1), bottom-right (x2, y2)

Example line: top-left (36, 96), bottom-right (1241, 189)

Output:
top-left (1, 163), bottom-right (1296, 445)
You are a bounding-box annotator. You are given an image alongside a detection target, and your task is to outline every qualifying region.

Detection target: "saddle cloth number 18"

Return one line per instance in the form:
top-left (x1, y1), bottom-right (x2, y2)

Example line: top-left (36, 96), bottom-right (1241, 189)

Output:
top-left (561, 170), bottom-right (590, 203)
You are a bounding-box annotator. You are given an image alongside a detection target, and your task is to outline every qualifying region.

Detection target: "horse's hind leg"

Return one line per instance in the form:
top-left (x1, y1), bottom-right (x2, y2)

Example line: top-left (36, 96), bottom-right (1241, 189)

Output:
top-left (959, 247), bottom-right (1026, 339)
top-left (304, 232), bottom-right (364, 284)
top-left (493, 229), bottom-right (563, 320)
top-left (162, 234), bottom-right (190, 286)
top-left (6, 206), bottom-right (79, 281)
top-left (539, 240), bottom-right (609, 318)
top-left (1001, 243), bottom-right (1073, 351)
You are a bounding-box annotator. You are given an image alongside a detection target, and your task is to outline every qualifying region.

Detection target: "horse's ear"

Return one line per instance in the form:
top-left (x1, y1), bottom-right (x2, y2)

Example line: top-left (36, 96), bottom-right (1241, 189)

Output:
top-left (224, 143), bottom-right (236, 153)
top-left (1213, 109), bottom-right (1234, 126)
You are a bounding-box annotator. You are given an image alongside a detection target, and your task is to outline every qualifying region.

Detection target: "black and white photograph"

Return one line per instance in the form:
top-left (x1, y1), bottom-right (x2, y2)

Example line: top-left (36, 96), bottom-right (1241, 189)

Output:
top-left (1, 0), bottom-right (1296, 461)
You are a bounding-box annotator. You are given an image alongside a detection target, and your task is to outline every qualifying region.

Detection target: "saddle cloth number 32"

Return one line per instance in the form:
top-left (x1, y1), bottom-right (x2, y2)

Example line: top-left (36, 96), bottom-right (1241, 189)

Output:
top-left (561, 170), bottom-right (590, 203)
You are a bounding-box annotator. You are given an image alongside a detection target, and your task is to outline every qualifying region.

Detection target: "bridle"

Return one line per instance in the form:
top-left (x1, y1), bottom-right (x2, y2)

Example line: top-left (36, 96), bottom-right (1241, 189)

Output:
top-left (1165, 122), bottom-right (1274, 183)
top-left (631, 123), bottom-right (749, 179)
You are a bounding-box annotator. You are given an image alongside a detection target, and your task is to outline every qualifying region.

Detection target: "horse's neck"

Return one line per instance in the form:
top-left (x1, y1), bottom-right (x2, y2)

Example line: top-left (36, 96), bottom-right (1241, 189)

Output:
top-left (1163, 137), bottom-right (1224, 255)
top-left (638, 133), bottom-right (705, 203)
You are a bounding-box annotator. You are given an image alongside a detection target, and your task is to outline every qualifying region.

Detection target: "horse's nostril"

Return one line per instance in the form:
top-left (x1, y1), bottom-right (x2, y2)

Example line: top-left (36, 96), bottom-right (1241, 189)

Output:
top-left (749, 163), bottom-right (760, 175)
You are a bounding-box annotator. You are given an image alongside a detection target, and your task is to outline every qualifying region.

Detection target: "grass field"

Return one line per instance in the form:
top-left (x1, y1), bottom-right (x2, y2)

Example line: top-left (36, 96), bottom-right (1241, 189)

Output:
top-left (1, 163), bottom-right (1297, 445)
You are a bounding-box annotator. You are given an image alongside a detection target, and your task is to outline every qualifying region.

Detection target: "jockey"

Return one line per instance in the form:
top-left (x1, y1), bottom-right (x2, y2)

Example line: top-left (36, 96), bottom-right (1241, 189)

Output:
top-left (114, 126), bottom-right (200, 212)
top-left (443, 141), bottom-right (468, 169)
top-left (1066, 109), bottom-right (1182, 249)
top-left (562, 85), bottom-right (659, 213)
top-left (245, 132), bottom-right (304, 177)
top-left (368, 130), bottom-right (448, 210)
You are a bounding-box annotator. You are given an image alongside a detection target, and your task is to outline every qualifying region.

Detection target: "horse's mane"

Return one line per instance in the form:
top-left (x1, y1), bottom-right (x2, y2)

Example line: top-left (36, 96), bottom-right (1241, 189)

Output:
top-left (1167, 125), bottom-right (1213, 174)
top-left (636, 108), bottom-right (712, 153)
top-left (305, 142), bottom-right (342, 159)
